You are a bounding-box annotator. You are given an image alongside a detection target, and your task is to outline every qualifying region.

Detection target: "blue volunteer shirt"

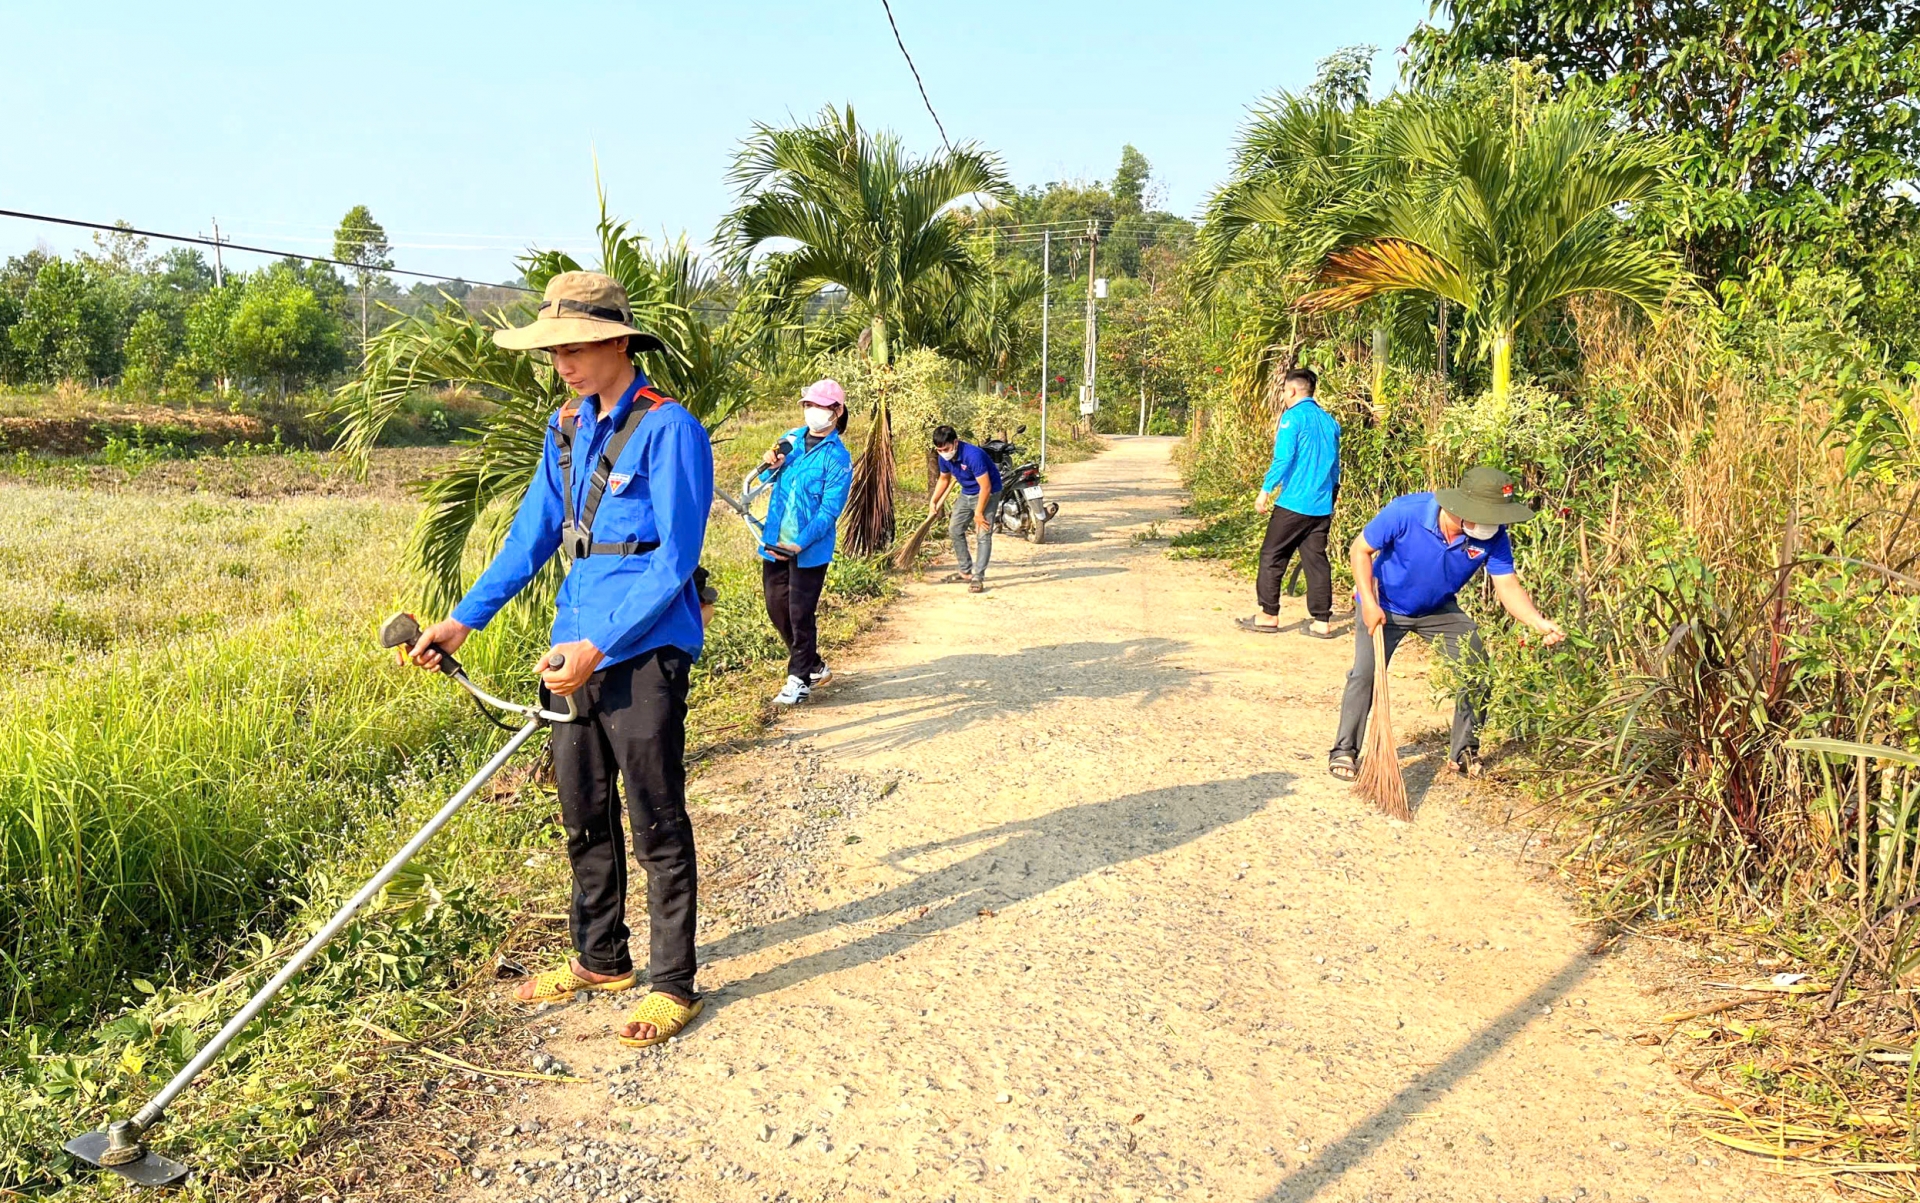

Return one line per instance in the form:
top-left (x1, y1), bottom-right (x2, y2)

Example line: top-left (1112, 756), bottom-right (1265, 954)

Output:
top-left (936, 441), bottom-right (1002, 496)
top-left (1361, 492), bottom-right (1515, 618)
top-left (1261, 397), bottom-right (1341, 516)
top-left (761, 426), bottom-right (854, 568)
top-left (452, 373), bottom-right (714, 664)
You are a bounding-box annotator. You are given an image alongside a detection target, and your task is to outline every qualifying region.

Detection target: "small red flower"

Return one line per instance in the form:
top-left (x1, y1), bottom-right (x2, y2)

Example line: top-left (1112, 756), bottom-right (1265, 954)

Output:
top-left (1213, 366), bottom-right (1223, 374)
top-left (1559, 506), bottom-right (1571, 517)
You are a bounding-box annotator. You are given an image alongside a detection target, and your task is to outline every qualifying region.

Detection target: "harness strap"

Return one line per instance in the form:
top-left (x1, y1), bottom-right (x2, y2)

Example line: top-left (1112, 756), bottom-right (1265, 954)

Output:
top-left (555, 386), bottom-right (674, 560)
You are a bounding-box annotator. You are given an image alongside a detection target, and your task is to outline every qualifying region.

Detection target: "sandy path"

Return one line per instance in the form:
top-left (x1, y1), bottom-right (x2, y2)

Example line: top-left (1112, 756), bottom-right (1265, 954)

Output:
top-left (467, 437), bottom-right (1803, 1203)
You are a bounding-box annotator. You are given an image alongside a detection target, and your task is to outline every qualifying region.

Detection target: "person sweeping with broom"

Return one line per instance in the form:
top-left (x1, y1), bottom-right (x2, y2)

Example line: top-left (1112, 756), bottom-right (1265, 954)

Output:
top-left (1329, 467), bottom-right (1564, 786)
top-left (404, 271), bottom-right (713, 1048)
top-left (758, 378), bottom-right (853, 707)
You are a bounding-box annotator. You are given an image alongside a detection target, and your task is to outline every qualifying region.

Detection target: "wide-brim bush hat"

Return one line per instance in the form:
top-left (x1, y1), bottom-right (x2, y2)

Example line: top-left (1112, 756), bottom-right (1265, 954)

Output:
top-left (494, 270), bottom-right (667, 354)
top-left (1435, 466), bottom-right (1536, 525)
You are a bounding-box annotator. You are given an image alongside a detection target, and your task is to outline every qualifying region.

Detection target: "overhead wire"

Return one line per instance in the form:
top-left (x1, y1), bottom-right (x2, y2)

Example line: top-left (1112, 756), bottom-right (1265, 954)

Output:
top-left (0, 207), bottom-right (535, 292)
top-left (879, 0), bottom-right (953, 153)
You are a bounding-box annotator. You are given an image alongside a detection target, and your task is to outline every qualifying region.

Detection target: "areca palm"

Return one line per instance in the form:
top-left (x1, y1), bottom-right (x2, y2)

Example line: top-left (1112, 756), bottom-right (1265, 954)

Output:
top-left (333, 195), bottom-right (761, 611)
top-left (1297, 98), bottom-right (1687, 398)
top-left (719, 104), bottom-right (1010, 552)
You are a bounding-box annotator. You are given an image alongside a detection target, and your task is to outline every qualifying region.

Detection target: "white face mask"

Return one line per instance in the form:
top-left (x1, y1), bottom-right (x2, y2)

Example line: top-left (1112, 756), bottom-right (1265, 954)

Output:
top-left (1462, 521), bottom-right (1501, 541)
top-left (803, 406), bottom-right (836, 433)
top-left (936, 447), bottom-right (956, 461)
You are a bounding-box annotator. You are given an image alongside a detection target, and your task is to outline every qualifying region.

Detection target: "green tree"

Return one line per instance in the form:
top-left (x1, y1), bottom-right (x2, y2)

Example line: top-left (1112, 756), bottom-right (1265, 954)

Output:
top-left (121, 309), bottom-right (182, 394)
top-left (8, 259), bottom-right (118, 382)
top-left (186, 283), bottom-right (245, 394)
top-left (1112, 145), bottom-right (1151, 217)
top-left (229, 267), bottom-right (346, 392)
top-left (333, 204), bottom-right (394, 352)
top-left (1408, 0), bottom-right (1920, 278)
top-left (719, 104), bottom-right (1010, 552)
top-left (1297, 92), bottom-right (1687, 398)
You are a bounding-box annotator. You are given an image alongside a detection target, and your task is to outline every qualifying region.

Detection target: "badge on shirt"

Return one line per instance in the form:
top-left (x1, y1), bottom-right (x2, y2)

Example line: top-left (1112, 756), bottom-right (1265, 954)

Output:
top-left (608, 472), bottom-right (632, 492)
top-left (1466, 546), bottom-right (1484, 559)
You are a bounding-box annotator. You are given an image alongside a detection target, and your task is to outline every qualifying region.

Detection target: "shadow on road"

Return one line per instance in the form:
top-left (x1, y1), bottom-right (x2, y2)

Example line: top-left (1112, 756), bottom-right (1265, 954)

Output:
top-left (796, 638), bottom-right (1202, 753)
top-left (698, 771), bottom-right (1295, 1009)
top-left (1259, 954), bottom-right (1594, 1200)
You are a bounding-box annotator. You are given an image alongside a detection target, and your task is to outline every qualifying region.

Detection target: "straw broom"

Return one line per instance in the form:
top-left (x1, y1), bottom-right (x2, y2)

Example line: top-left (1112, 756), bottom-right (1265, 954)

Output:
top-left (1352, 626), bottom-right (1410, 820)
top-left (891, 503), bottom-right (948, 570)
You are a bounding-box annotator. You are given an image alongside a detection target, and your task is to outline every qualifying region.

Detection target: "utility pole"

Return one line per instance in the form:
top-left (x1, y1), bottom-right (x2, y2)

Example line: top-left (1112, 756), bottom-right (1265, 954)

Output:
top-left (1138, 375), bottom-right (1147, 437)
top-left (209, 218), bottom-right (225, 287)
top-left (1080, 220), bottom-right (1099, 433)
top-left (1039, 229), bottom-right (1049, 472)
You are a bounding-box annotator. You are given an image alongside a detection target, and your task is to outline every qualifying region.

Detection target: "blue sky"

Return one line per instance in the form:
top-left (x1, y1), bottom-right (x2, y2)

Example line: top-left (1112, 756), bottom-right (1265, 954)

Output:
top-left (1, 1), bottom-right (1426, 284)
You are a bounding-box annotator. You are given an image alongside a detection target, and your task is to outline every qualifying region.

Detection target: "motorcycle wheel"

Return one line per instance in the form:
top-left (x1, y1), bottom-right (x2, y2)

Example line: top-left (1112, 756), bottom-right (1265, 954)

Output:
top-left (1027, 519), bottom-right (1047, 545)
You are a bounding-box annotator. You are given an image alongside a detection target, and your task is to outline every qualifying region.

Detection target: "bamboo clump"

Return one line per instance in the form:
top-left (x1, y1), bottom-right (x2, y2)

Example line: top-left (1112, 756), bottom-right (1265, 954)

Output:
top-left (1354, 626), bottom-right (1410, 820)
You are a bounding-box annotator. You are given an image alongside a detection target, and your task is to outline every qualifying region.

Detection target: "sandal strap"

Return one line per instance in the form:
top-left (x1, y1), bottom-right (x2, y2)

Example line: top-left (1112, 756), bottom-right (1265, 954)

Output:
top-left (626, 992), bottom-right (699, 1034)
top-left (525, 964), bottom-right (589, 1000)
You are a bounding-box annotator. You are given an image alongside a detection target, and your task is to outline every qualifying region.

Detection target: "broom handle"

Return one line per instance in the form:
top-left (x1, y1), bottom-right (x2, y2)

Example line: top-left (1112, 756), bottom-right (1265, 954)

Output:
top-left (1371, 625), bottom-right (1390, 725)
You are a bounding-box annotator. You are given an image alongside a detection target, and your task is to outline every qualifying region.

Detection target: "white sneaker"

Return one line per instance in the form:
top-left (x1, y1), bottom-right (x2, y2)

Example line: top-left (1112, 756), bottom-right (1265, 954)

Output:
top-left (773, 675), bottom-right (811, 706)
top-left (809, 664), bottom-right (832, 687)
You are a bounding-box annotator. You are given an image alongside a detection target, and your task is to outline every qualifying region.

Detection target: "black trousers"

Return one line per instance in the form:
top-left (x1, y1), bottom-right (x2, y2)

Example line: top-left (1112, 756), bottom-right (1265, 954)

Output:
top-left (544, 648), bottom-right (698, 1000)
top-left (762, 558), bottom-right (829, 680)
top-left (1256, 505), bottom-right (1334, 622)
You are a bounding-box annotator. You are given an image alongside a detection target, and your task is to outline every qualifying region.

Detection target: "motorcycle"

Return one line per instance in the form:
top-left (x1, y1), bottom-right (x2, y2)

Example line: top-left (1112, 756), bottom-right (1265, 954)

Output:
top-left (981, 426), bottom-right (1059, 544)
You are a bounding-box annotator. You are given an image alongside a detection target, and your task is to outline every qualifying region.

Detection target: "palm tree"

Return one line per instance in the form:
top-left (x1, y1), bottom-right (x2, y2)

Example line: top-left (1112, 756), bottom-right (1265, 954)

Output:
top-left (1296, 97), bottom-right (1686, 398)
top-left (718, 105), bottom-right (1010, 552)
top-left (332, 193), bottom-right (761, 612)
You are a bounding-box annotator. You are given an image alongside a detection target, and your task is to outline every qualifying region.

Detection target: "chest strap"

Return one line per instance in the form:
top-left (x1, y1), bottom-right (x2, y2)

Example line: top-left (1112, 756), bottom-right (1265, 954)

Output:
top-left (556, 386), bottom-right (671, 560)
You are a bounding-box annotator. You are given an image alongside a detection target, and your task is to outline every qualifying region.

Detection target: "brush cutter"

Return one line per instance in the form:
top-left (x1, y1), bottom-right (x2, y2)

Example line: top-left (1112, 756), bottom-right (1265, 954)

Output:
top-left (63, 613), bottom-right (579, 1188)
top-left (714, 438), bottom-right (792, 539)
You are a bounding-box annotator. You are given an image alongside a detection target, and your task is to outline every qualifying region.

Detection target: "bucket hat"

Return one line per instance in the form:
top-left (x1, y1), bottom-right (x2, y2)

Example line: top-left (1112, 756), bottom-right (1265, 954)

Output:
top-left (493, 271), bottom-right (667, 354)
top-left (1435, 466), bottom-right (1536, 525)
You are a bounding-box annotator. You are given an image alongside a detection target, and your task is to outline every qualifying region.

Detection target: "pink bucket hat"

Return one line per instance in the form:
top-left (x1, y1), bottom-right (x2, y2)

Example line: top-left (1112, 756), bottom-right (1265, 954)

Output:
top-left (801, 378), bottom-right (846, 408)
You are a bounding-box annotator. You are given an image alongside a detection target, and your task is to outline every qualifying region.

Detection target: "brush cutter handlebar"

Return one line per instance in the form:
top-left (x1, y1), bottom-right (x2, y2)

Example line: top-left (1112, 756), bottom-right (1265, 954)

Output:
top-left (379, 612), bottom-right (580, 725)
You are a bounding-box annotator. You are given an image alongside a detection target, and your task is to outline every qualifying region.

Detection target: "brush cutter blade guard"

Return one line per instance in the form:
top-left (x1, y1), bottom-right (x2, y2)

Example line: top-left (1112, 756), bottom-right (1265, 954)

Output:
top-left (64, 1130), bottom-right (189, 1187)
top-left (378, 611), bottom-right (422, 649)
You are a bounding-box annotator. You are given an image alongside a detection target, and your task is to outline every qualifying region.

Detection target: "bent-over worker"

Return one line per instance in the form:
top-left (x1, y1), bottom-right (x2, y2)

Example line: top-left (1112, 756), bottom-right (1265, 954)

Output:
top-left (1329, 466), bottom-right (1564, 781)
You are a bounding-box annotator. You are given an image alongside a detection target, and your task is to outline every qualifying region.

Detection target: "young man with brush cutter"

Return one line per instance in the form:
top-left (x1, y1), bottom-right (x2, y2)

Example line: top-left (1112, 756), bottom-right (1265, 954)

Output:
top-left (1237, 367), bottom-right (1341, 638)
top-left (404, 271), bottom-right (713, 1049)
top-left (1328, 466), bottom-right (1565, 781)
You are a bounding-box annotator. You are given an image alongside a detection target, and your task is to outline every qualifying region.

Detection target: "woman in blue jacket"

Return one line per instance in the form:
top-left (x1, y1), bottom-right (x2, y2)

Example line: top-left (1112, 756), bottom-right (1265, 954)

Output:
top-left (760, 378), bottom-right (854, 705)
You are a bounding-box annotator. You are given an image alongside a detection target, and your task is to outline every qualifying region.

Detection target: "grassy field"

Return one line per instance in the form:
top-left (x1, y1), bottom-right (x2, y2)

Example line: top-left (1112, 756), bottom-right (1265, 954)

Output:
top-left (0, 400), bottom-right (929, 1197)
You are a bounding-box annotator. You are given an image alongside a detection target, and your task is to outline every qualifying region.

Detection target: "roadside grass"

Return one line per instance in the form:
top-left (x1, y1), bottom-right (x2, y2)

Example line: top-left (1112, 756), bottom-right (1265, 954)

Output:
top-left (0, 408), bottom-right (903, 1197)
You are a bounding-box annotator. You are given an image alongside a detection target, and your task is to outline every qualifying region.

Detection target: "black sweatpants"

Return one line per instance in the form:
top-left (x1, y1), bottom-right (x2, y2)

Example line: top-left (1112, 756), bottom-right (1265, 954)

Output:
top-left (762, 558), bottom-right (830, 680)
top-left (1256, 505), bottom-right (1334, 623)
top-left (544, 648), bottom-right (698, 1001)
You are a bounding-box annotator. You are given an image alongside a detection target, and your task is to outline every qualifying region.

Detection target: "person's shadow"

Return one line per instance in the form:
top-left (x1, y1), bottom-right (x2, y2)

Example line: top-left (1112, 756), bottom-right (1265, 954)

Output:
top-left (795, 637), bottom-right (1202, 754)
top-left (696, 771), bottom-right (1294, 1008)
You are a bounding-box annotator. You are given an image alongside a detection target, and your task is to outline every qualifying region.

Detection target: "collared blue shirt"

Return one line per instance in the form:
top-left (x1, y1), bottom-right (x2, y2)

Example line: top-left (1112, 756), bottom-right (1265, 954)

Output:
top-left (452, 372), bottom-right (714, 664)
top-left (936, 441), bottom-right (1002, 495)
top-left (1361, 491), bottom-right (1515, 617)
top-left (1261, 397), bottom-right (1341, 516)
top-left (761, 426), bottom-right (853, 568)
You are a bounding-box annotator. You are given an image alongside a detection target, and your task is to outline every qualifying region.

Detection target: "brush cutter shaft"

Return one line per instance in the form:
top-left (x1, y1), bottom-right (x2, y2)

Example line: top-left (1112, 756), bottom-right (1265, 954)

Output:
top-left (134, 717), bottom-right (545, 1126)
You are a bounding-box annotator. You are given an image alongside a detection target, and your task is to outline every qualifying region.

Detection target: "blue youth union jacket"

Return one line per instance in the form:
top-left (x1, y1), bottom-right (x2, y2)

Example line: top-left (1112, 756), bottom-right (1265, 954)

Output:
top-left (452, 374), bottom-right (714, 664)
top-left (1261, 398), bottom-right (1341, 517)
top-left (760, 427), bottom-right (854, 568)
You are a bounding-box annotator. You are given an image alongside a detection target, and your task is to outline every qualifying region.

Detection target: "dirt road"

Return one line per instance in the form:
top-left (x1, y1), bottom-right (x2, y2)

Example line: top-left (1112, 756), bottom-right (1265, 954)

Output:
top-left (467, 437), bottom-right (1797, 1203)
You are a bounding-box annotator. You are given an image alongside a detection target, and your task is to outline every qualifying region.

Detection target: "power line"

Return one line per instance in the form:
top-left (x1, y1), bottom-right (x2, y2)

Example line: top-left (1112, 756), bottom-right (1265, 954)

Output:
top-left (879, 0), bottom-right (952, 153)
top-left (0, 207), bottom-right (535, 292)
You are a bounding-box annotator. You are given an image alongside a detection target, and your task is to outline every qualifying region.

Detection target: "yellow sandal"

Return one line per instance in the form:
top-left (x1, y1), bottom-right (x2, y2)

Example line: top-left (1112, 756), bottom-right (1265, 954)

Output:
top-left (512, 961), bottom-right (637, 1008)
top-left (617, 992), bottom-right (704, 1047)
